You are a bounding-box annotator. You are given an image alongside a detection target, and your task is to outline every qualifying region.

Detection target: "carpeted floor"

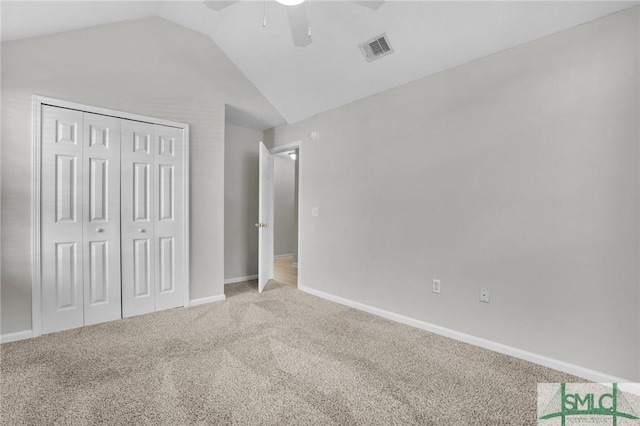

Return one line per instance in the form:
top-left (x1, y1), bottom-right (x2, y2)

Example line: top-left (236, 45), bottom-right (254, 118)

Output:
top-left (1, 281), bottom-right (581, 425)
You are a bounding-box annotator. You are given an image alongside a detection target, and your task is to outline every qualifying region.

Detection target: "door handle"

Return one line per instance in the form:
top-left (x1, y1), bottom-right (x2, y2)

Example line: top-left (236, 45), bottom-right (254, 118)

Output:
top-left (96, 228), bottom-right (104, 233)
top-left (255, 223), bottom-right (268, 228)
top-left (138, 228), bottom-right (146, 233)
top-left (262, 223), bottom-right (268, 228)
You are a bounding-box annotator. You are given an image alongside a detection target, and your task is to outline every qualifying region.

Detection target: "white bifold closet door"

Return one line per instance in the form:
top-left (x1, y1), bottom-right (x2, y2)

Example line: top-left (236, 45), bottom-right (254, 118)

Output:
top-left (121, 121), bottom-right (184, 318)
top-left (41, 106), bottom-right (122, 334)
top-left (41, 104), bottom-right (186, 333)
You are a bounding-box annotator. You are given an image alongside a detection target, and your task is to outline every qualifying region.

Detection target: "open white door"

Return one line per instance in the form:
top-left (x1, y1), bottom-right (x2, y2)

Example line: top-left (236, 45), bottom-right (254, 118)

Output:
top-left (258, 142), bottom-right (274, 293)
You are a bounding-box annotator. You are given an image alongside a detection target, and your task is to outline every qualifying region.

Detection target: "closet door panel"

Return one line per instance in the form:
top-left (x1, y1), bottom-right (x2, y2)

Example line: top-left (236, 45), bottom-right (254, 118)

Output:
top-left (154, 125), bottom-right (184, 311)
top-left (41, 106), bottom-right (84, 334)
top-left (121, 120), bottom-right (156, 317)
top-left (82, 113), bottom-right (121, 326)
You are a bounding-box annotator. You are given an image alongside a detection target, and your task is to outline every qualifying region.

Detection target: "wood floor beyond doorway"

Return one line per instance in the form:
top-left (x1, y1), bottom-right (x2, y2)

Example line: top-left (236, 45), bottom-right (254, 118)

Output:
top-left (274, 256), bottom-right (297, 287)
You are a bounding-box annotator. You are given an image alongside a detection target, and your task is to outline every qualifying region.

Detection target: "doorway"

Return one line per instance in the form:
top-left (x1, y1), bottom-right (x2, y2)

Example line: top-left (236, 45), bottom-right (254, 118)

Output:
top-left (272, 149), bottom-right (298, 287)
top-left (257, 141), bottom-right (301, 292)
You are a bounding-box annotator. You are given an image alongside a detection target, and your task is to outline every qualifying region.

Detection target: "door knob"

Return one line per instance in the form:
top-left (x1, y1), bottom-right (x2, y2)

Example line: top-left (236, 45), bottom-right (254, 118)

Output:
top-left (262, 223), bottom-right (268, 228)
top-left (255, 223), bottom-right (260, 228)
top-left (96, 228), bottom-right (104, 233)
top-left (138, 228), bottom-right (146, 233)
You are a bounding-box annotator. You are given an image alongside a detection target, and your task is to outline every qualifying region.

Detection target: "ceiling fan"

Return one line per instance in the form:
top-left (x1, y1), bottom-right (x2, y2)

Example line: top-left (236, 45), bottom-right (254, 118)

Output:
top-left (204, 0), bottom-right (385, 47)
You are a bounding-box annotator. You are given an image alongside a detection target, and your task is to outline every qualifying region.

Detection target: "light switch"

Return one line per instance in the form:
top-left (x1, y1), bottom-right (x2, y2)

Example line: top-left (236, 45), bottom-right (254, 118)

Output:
top-left (312, 207), bottom-right (319, 217)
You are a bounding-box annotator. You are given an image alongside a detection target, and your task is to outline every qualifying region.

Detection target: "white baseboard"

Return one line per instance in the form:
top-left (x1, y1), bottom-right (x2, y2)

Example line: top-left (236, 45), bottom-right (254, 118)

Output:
top-left (292, 262), bottom-right (298, 268)
top-left (617, 382), bottom-right (640, 396)
top-left (189, 294), bottom-right (226, 307)
top-left (224, 275), bottom-right (258, 285)
top-left (1, 297), bottom-right (227, 343)
top-left (0, 329), bottom-right (34, 344)
top-left (298, 286), bottom-right (637, 387)
top-left (273, 254), bottom-right (293, 259)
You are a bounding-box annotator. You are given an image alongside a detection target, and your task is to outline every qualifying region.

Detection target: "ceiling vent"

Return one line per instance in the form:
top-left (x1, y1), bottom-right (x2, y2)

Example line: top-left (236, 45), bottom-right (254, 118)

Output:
top-left (359, 33), bottom-right (393, 62)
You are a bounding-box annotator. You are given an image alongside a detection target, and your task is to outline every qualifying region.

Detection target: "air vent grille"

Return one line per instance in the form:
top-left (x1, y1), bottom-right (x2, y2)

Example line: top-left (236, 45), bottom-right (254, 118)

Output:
top-left (360, 33), bottom-right (393, 62)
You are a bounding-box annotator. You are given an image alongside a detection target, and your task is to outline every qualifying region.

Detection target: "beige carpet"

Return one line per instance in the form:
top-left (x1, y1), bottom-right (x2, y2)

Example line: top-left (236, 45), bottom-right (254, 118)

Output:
top-left (1, 281), bottom-right (580, 425)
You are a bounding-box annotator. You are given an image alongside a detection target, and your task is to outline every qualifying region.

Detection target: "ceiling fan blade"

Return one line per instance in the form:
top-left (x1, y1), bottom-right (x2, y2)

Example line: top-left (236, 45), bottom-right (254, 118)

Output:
top-left (286, 3), bottom-right (312, 48)
top-left (353, 1), bottom-right (385, 10)
top-left (203, 0), bottom-right (239, 12)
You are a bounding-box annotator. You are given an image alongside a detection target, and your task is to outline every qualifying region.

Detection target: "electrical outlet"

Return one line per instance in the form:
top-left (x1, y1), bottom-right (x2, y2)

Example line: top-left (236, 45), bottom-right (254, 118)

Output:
top-left (480, 288), bottom-right (490, 303)
top-left (432, 279), bottom-right (441, 294)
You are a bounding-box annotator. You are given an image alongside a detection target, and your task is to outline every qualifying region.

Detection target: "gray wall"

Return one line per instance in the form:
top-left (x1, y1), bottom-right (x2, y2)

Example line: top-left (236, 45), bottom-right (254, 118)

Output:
top-left (267, 7), bottom-right (640, 380)
top-left (274, 155), bottom-right (296, 256)
top-left (1, 17), bottom-right (282, 334)
top-left (224, 122), bottom-right (261, 280)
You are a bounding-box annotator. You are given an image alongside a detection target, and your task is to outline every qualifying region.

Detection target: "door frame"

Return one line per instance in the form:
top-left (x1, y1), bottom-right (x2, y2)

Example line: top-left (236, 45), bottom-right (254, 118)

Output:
top-left (266, 140), bottom-right (303, 288)
top-left (31, 95), bottom-right (190, 337)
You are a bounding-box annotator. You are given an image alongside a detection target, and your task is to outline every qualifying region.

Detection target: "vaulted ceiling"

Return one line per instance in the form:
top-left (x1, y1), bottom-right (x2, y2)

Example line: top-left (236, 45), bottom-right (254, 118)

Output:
top-left (2, 1), bottom-right (637, 127)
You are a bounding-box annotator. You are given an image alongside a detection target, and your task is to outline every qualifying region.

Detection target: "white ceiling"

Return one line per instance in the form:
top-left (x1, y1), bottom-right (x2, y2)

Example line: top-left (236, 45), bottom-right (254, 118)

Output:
top-left (2, 1), bottom-right (637, 127)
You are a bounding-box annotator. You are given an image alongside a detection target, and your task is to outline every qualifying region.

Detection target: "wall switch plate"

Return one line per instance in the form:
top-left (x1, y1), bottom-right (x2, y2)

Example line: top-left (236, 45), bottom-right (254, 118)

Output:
top-left (432, 279), bottom-right (441, 294)
top-left (480, 288), bottom-right (490, 303)
top-left (311, 207), bottom-right (319, 217)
